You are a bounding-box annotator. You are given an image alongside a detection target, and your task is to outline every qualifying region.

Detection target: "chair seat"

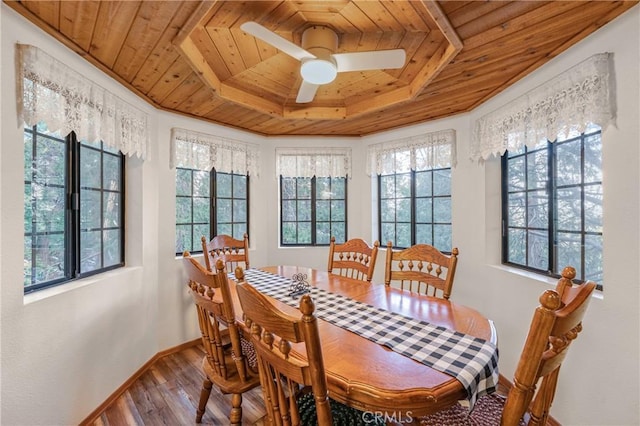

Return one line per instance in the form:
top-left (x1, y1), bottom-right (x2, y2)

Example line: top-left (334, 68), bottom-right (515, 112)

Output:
top-left (416, 394), bottom-right (526, 426)
top-left (297, 392), bottom-right (385, 426)
top-left (201, 354), bottom-right (260, 395)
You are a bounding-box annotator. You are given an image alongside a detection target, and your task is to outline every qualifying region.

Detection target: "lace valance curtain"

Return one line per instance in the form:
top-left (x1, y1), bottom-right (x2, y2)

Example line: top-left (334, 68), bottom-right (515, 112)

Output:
top-left (276, 147), bottom-right (351, 178)
top-left (471, 52), bottom-right (615, 161)
top-left (17, 44), bottom-right (149, 159)
top-left (170, 128), bottom-right (260, 176)
top-left (366, 129), bottom-right (456, 176)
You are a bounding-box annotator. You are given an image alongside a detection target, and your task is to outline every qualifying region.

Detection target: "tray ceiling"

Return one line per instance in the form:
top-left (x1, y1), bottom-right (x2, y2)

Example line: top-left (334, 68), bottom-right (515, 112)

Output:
top-left (5, 0), bottom-right (638, 136)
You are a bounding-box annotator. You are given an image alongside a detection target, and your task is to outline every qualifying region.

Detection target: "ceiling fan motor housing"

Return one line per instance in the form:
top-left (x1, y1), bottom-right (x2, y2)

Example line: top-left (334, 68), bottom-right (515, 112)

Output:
top-left (300, 26), bottom-right (340, 84)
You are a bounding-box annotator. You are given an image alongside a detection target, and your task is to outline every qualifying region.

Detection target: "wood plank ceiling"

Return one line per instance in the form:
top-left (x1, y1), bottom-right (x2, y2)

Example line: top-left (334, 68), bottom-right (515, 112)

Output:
top-left (6, 1), bottom-right (638, 136)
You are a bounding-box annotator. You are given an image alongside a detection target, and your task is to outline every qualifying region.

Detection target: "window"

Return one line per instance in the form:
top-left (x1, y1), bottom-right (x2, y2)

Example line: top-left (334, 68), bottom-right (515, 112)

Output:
top-left (175, 168), bottom-right (248, 254)
top-left (280, 176), bottom-right (346, 246)
top-left (502, 126), bottom-right (602, 289)
top-left (379, 166), bottom-right (452, 251)
top-left (24, 123), bottom-right (125, 293)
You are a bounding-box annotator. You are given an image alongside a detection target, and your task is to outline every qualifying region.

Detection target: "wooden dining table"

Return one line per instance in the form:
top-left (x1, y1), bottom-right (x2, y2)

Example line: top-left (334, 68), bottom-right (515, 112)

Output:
top-left (228, 265), bottom-right (498, 418)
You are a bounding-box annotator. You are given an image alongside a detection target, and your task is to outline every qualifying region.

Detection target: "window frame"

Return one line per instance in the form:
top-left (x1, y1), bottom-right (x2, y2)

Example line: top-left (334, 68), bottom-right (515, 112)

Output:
top-left (175, 167), bottom-right (250, 255)
top-left (279, 175), bottom-right (347, 247)
top-left (377, 166), bottom-right (452, 252)
top-left (24, 125), bottom-right (126, 294)
top-left (501, 129), bottom-right (603, 290)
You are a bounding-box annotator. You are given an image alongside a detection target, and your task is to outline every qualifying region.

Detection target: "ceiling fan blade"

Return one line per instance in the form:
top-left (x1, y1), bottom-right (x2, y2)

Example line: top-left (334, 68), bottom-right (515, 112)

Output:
top-left (296, 80), bottom-right (319, 103)
top-left (240, 21), bottom-right (314, 62)
top-left (333, 49), bottom-right (406, 72)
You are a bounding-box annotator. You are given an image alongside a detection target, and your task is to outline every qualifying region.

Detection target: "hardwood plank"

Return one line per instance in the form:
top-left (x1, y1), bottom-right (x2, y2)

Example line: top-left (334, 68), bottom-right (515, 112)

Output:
top-left (131, 1), bottom-right (201, 93)
top-left (355, 0), bottom-right (405, 32)
top-left (113, 1), bottom-right (181, 82)
top-left (381, 1), bottom-right (431, 32)
top-left (89, 1), bottom-right (141, 69)
top-left (146, 57), bottom-right (194, 104)
top-left (21, 0), bottom-right (60, 29)
top-left (59, 1), bottom-right (100, 52)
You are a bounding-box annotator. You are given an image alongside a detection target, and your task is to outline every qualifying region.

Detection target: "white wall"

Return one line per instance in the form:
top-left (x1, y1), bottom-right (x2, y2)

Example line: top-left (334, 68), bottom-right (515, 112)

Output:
top-left (1, 3), bottom-right (638, 425)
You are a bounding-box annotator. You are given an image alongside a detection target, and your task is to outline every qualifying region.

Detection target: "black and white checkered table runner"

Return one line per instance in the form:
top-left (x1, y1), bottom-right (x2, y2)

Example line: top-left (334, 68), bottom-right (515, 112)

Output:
top-left (236, 268), bottom-right (499, 409)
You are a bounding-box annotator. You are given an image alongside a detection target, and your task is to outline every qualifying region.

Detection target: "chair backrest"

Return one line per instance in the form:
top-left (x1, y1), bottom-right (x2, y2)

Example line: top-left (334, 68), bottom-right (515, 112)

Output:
top-left (384, 242), bottom-right (459, 299)
top-left (235, 270), bottom-right (333, 425)
top-left (182, 252), bottom-right (251, 384)
top-left (202, 233), bottom-right (250, 272)
top-left (501, 267), bottom-right (596, 426)
top-left (327, 236), bottom-right (380, 282)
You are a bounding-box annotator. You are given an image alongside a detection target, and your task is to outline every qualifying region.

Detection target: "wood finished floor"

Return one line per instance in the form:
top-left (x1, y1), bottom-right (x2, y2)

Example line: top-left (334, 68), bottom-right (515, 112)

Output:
top-left (91, 344), bottom-right (266, 425)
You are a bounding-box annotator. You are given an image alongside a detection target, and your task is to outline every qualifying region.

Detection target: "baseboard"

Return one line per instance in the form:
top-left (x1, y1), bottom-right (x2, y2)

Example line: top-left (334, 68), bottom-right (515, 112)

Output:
top-left (78, 338), bottom-right (201, 426)
top-left (498, 374), bottom-right (561, 426)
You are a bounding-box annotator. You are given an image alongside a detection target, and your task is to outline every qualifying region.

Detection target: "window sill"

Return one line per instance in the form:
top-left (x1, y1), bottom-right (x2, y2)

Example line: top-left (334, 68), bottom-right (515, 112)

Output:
top-left (488, 264), bottom-right (603, 299)
top-left (23, 266), bottom-right (142, 305)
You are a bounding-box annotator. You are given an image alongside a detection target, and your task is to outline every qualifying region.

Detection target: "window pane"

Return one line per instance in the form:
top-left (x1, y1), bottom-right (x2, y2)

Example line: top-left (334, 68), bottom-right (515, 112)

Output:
top-left (433, 169), bottom-right (450, 196)
top-left (176, 225), bottom-right (191, 254)
top-left (527, 190), bottom-right (548, 228)
top-left (584, 184), bottom-right (602, 233)
top-left (556, 231), bottom-right (581, 279)
top-left (330, 200), bottom-right (345, 221)
top-left (381, 223), bottom-right (395, 247)
top-left (415, 171), bottom-right (432, 197)
top-left (332, 179), bottom-right (345, 198)
top-left (218, 223), bottom-right (232, 236)
top-left (217, 199), bottom-right (232, 223)
top-left (103, 229), bottom-right (121, 268)
top-left (527, 230), bottom-right (548, 270)
top-left (35, 185), bottom-right (66, 233)
top-left (103, 154), bottom-right (121, 191)
top-left (433, 198), bottom-right (451, 223)
top-left (381, 199), bottom-right (396, 222)
top-left (316, 178), bottom-right (331, 199)
top-left (556, 187), bottom-right (581, 232)
top-left (34, 233), bottom-right (65, 283)
top-left (103, 192), bottom-right (120, 228)
top-left (584, 134), bottom-right (602, 183)
top-left (415, 224), bottom-right (432, 245)
top-left (508, 192), bottom-right (525, 227)
top-left (81, 230), bottom-right (101, 273)
top-left (217, 173), bottom-right (232, 198)
top-left (507, 228), bottom-right (526, 265)
top-left (176, 197), bottom-right (192, 224)
top-left (380, 175), bottom-right (395, 198)
top-left (81, 146), bottom-right (101, 189)
top-left (282, 222), bottom-right (297, 244)
top-left (193, 224), bottom-right (209, 252)
top-left (527, 150), bottom-right (548, 190)
top-left (331, 223), bottom-right (346, 243)
top-left (585, 234), bottom-right (603, 283)
top-left (556, 140), bottom-right (581, 186)
top-left (233, 199), bottom-right (247, 222)
top-left (434, 224), bottom-right (451, 252)
top-left (396, 223), bottom-right (411, 248)
top-left (297, 179), bottom-right (311, 199)
top-left (396, 174), bottom-right (411, 197)
top-left (193, 197), bottom-right (209, 223)
top-left (298, 222), bottom-right (311, 244)
top-left (415, 197), bottom-right (432, 223)
top-left (507, 156), bottom-right (525, 191)
top-left (193, 171), bottom-right (210, 197)
top-left (396, 198), bottom-right (411, 222)
top-left (232, 224), bottom-right (245, 240)
top-left (316, 222), bottom-right (331, 244)
top-left (176, 169), bottom-right (192, 196)
top-left (316, 200), bottom-right (330, 221)
top-left (233, 174), bottom-right (247, 198)
top-left (282, 200), bottom-right (296, 221)
top-left (281, 178), bottom-right (296, 199)
top-left (36, 136), bottom-right (66, 186)
top-left (297, 200), bottom-right (311, 221)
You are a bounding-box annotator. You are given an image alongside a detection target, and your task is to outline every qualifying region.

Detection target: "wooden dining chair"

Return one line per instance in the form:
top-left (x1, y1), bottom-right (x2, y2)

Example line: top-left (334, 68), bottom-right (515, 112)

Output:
top-left (327, 236), bottom-right (380, 282)
top-left (201, 233), bottom-right (250, 272)
top-left (235, 268), bottom-right (381, 426)
top-left (384, 242), bottom-right (459, 299)
top-left (418, 266), bottom-right (597, 426)
top-left (182, 253), bottom-right (260, 425)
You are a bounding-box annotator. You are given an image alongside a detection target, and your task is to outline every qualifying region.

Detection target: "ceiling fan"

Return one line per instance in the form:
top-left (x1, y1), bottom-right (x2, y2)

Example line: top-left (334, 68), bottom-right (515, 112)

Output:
top-left (240, 22), bottom-right (406, 103)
